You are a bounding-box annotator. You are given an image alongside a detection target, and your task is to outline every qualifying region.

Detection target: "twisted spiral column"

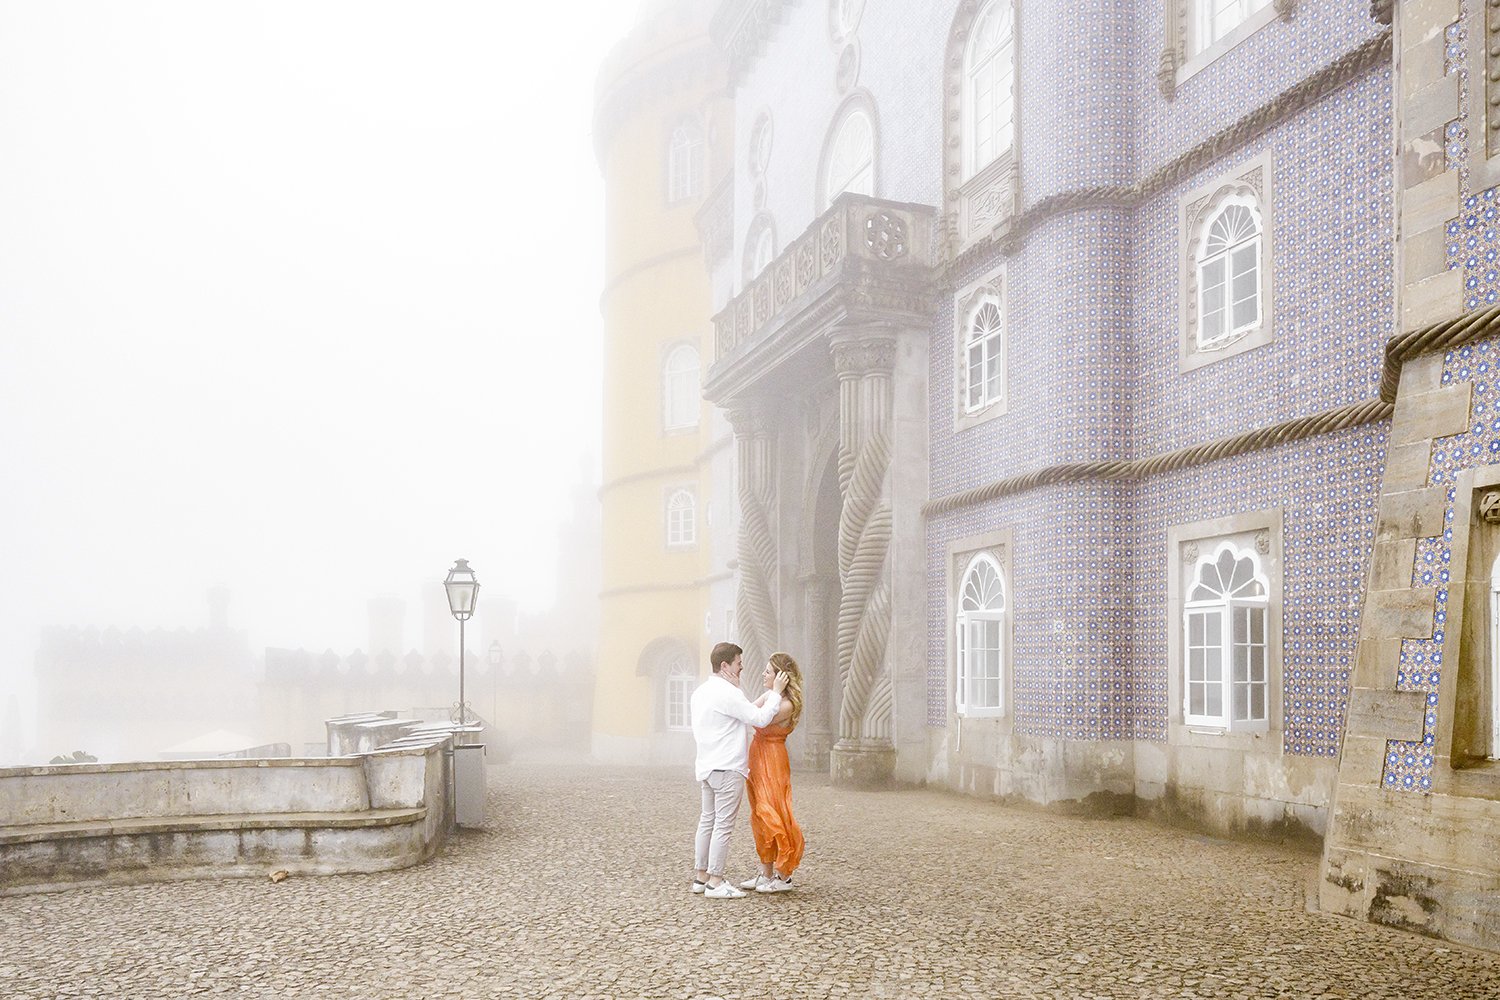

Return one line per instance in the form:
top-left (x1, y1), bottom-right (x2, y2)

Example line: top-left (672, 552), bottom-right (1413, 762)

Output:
top-left (729, 405), bottom-right (778, 675)
top-left (831, 333), bottom-right (897, 745)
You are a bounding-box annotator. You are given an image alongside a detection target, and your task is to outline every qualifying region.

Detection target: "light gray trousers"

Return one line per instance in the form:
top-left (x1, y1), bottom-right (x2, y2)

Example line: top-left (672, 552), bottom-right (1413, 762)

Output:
top-left (694, 769), bottom-right (745, 876)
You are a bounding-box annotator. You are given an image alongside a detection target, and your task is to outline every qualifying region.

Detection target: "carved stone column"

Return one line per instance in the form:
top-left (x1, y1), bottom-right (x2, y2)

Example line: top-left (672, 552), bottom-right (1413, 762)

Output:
top-left (728, 403), bottom-right (778, 677)
top-left (798, 573), bottom-right (836, 771)
top-left (828, 329), bottom-right (897, 787)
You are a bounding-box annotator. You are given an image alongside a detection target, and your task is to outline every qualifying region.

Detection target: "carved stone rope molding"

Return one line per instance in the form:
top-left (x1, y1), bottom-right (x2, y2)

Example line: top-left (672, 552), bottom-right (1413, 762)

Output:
top-left (925, 301), bottom-right (1500, 519)
top-left (836, 423), bottom-right (894, 741)
top-left (945, 29), bottom-right (1392, 278)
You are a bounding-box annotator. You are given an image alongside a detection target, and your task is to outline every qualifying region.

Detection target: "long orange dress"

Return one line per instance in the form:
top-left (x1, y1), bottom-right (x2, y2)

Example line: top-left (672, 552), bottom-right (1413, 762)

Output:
top-left (746, 720), bottom-right (804, 878)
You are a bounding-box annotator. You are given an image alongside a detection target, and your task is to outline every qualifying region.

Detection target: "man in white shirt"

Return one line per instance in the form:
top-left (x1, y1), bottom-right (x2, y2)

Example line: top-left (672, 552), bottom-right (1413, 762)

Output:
top-left (690, 641), bottom-right (789, 899)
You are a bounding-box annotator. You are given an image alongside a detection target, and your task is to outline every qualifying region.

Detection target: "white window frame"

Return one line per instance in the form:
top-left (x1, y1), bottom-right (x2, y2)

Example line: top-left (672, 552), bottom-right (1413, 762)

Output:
top-left (1193, 0), bottom-right (1271, 57)
top-left (820, 100), bottom-right (876, 212)
top-left (1183, 542), bottom-right (1270, 732)
top-left (955, 551), bottom-right (1007, 719)
top-left (963, 0), bottom-right (1015, 182)
top-left (666, 487), bottom-right (696, 548)
top-left (662, 343), bottom-right (700, 432)
top-left (953, 268), bottom-right (1008, 431)
top-left (666, 671), bottom-right (693, 731)
top-left (1194, 195), bottom-right (1263, 352)
top-left (963, 295), bottom-right (1005, 414)
top-left (667, 120), bottom-right (703, 204)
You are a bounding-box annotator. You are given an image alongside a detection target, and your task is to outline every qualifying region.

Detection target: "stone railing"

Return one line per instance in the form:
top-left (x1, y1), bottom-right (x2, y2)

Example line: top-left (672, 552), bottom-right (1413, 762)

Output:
top-left (0, 735), bottom-right (452, 896)
top-left (712, 195), bottom-right (937, 365)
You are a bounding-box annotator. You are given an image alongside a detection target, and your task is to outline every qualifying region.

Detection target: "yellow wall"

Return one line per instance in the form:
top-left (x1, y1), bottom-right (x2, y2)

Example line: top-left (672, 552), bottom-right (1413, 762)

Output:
top-left (593, 3), bottom-right (728, 750)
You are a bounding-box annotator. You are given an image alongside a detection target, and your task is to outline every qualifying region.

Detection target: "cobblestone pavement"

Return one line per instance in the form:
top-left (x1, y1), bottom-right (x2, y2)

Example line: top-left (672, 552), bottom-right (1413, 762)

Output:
top-left (3, 760), bottom-right (1499, 999)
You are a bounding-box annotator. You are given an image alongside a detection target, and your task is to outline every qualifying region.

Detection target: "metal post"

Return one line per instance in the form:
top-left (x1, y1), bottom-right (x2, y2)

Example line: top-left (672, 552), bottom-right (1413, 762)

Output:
top-left (459, 617), bottom-right (466, 726)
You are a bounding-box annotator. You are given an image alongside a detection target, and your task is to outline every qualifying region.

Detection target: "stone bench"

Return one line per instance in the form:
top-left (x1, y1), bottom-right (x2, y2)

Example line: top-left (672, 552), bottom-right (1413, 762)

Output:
top-left (0, 738), bottom-right (452, 896)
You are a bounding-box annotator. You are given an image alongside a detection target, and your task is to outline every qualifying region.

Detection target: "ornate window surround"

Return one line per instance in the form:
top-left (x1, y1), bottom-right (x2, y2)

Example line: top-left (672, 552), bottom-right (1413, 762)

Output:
top-left (816, 91), bottom-right (879, 215)
top-left (1166, 507), bottom-right (1284, 751)
top-left (1178, 151), bottom-right (1274, 373)
top-left (1159, 0), bottom-right (1295, 100)
top-left (636, 636), bottom-right (697, 734)
top-left (662, 341), bottom-right (701, 434)
top-left (943, 0), bottom-right (1020, 256)
top-left (945, 528), bottom-right (1014, 726)
top-left (952, 263), bottom-right (1009, 431)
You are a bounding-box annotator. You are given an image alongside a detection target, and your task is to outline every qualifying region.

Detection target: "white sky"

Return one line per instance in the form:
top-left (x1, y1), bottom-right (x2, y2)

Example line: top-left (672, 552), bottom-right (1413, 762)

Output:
top-left (0, 1), bottom-right (639, 748)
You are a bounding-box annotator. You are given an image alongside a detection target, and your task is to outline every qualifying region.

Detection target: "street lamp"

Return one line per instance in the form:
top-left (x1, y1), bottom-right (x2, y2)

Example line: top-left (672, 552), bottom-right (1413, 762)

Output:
top-left (443, 558), bottom-right (480, 725)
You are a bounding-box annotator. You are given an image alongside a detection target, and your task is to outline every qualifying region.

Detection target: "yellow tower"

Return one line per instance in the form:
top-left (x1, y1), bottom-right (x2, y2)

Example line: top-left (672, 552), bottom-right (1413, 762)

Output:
top-left (592, 2), bottom-right (728, 763)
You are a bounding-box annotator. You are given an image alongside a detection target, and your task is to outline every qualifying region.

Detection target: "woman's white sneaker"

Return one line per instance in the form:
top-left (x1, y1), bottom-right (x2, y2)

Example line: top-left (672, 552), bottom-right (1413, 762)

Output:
top-left (755, 877), bottom-right (793, 893)
top-left (738, 874), bottom-right (769, 891)
top-left (703, 881), bottom-right (747, 899)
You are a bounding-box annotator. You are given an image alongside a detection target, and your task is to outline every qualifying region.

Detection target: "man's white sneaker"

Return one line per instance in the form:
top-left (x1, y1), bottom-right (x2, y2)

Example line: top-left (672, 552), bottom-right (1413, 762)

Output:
top-left (703, 881), bottom-right (747, 899)
top-left (755, 877), bottom-right (793, 893)
top-left (690, 879), bottom-right (707, 894)
top-left (738, 874), bottom-right (769, 891)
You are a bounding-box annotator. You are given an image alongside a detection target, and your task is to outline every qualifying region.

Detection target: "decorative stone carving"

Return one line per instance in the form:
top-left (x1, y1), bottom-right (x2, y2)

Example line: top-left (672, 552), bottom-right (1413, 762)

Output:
top-left (1488, 2), bottom-right (1500, 155)
top-left (1255, 532), bottom-right (1271, 555)
top-left (821, 215), bottom-right (845, 273)
top-left (796, 241), bottom-right (818, 294)
top-left (1370, 0), bottom-right (1393, 25)
top-left (1273, 0), bottom-right (1296, 16)
top-left (836, 42), bottom-right (860, 93)
top-left (1183, 542), bottom-right (1199, 563)
top-left (864, 211), bottom-right (908, 260)
top-left (730, 404), bottom-right (779, 675)
top-left (774, 256), bottom-right (795, 309)
top-left (1157, 47), bottom-right (1178, 100)
top-left (830, 336), bottom-right (897, 376)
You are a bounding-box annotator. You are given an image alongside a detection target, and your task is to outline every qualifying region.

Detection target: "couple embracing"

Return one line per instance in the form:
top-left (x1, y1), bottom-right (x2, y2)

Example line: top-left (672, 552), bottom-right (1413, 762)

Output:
top-left (689, 641), bottom-right (805, 899)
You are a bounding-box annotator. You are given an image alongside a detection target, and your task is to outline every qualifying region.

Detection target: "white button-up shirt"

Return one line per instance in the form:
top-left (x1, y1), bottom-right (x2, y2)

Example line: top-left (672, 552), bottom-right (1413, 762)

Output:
top-left (690, 673), bottom-right (782, 782)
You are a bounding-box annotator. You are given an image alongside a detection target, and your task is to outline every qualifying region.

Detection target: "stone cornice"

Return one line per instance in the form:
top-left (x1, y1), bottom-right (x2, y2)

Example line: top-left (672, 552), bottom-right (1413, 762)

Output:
top-left (711, 0), bottom-right (798, 88)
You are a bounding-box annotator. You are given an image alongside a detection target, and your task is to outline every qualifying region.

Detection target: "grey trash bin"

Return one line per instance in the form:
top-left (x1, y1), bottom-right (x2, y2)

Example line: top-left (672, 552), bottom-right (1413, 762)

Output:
top-left (454, 741), bottom-right (487, 828)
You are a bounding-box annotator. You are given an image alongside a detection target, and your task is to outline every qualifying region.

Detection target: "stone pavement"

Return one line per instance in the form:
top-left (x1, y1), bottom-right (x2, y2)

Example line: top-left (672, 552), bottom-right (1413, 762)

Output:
top-left (2, 759), bottom-right (1498, 999)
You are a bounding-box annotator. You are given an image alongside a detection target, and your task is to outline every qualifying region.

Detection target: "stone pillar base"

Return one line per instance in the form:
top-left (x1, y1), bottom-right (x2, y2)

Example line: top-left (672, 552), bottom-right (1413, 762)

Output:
top-left (800, 732), bottom-right (832, 772)
top-left (831, 740), bottom-right (895, 788)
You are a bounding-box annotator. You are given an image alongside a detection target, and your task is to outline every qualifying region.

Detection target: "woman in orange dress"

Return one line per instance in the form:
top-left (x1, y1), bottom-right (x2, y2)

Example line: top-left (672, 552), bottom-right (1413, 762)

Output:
top-left (738, 651), bottom-right (805, 893)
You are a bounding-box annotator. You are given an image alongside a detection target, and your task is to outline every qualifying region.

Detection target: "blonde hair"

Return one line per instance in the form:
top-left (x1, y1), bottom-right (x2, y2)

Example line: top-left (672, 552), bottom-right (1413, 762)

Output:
top-left (768, 651), bottom-right (804, 731)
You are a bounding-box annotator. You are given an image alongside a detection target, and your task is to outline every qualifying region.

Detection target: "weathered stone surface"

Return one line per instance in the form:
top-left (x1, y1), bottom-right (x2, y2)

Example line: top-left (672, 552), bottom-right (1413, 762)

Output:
top-left (1370, 539), bottom-right (1418, 590)
top-left (1375, 486), bottom-right (1449, 539)
top-left (1401, 268), bottom-right (1462, 333)
top-left (1353, 638), bottom-right (1403, 690)
top-left (1382, 440), bottom-right (1435, 492)
top-left (1345, 688), bottom-right (1428, 743)
top-left (1360, 588), bottom-right (1438, 639)
top-left (1390, 383), bottom-right (1473, 446)
top-left (1400, 169), bottom-right (1458, 237)
top-left (1402, 223), bottom-right (1451, 284)
top-left (1397, 351), bottom-right (1446, 396)
top-left (4, 760), bottom-right (1498, 998)
top-left (1401, 74), bottom-right (1459, 144)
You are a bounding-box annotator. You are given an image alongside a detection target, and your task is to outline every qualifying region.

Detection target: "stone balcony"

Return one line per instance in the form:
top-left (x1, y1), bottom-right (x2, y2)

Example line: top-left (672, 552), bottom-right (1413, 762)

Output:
top-left (704, 194), bottom-right (938, 403)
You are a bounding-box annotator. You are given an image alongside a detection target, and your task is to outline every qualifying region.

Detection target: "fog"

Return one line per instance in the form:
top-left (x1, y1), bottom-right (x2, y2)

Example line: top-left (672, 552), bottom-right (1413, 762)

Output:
top-left (0, 1), bottom-right (636, 760)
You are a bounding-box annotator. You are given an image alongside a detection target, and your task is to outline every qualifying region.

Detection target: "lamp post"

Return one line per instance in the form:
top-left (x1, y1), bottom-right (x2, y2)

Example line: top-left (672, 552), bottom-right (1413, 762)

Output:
top-left (442, 558), bottom-right (480, 725)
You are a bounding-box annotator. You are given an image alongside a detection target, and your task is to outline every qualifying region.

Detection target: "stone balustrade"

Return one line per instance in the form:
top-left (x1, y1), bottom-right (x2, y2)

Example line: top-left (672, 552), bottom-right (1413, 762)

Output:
top-left (0, 735), bottom-right (452, 896)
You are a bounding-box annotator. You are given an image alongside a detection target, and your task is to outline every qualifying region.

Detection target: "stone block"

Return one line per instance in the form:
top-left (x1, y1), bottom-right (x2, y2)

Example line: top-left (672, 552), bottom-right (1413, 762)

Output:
top-left (1360, 587), bottom-right (1437, 639)
top-left (1381, 440), bottom-right (1434, 492)
top-left (1402, 223), bottom-right (1451, 284)
top-left (1401, 0), bottom-right (1461, 50)
top-left (1390, 382), bottom-right (1473, 445)
top-left (1401, 74), bottom-right (1460, 145)
top-left (1353, 638), bottom-right (1403, 689)
top-left (1346, 688), bottom-right (1428, 742)
top-left (1401, 268), bottom-right (1463, 332)
top-left (1375, 485), bottom-right (1448, 539)
top-left (1397, 351), bottom-right (1445, 395)
top-left (1337, 733), bottom-right (1391, 787)
top-left (1370, 538), bottom-right (1418, 590)
top-left (1401, 29), bottom-right (1447, 100)
top-left (1400, 170), bottom-right (1458, 237)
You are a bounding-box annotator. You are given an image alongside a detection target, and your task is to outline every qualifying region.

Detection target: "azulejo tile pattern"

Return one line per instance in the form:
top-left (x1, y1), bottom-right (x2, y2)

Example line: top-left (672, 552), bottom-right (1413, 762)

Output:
top-left (926, 20), bottom-right (1392, 759)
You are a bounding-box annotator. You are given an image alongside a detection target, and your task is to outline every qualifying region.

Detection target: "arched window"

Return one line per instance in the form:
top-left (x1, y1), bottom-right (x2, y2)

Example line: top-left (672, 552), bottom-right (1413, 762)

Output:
top-left (662, 344), bottom-right (700, 431)
top-left (956, 553), bottom-right (1006, 716)
top-left (665, 657), bottom-right (694, 731)
top-left (964, 0), bottom-right (1015, 179)
top-left (1195, 0), bottom-right (1271, 55)
top-left (666, 488), bottom-right (696, 548)
top-left (821, 104), bottom-right (875, 211)
top-left (963, 296), bottom-right (1005, 412)
top-left (667, 120), bottom-right (704, 204)
top-left (1195, 196), bottom-right (1262, 351)
top-left (1184, 544), bottom-right (1269, 730)
top-left (744, 215), bottom-right (776, 282)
